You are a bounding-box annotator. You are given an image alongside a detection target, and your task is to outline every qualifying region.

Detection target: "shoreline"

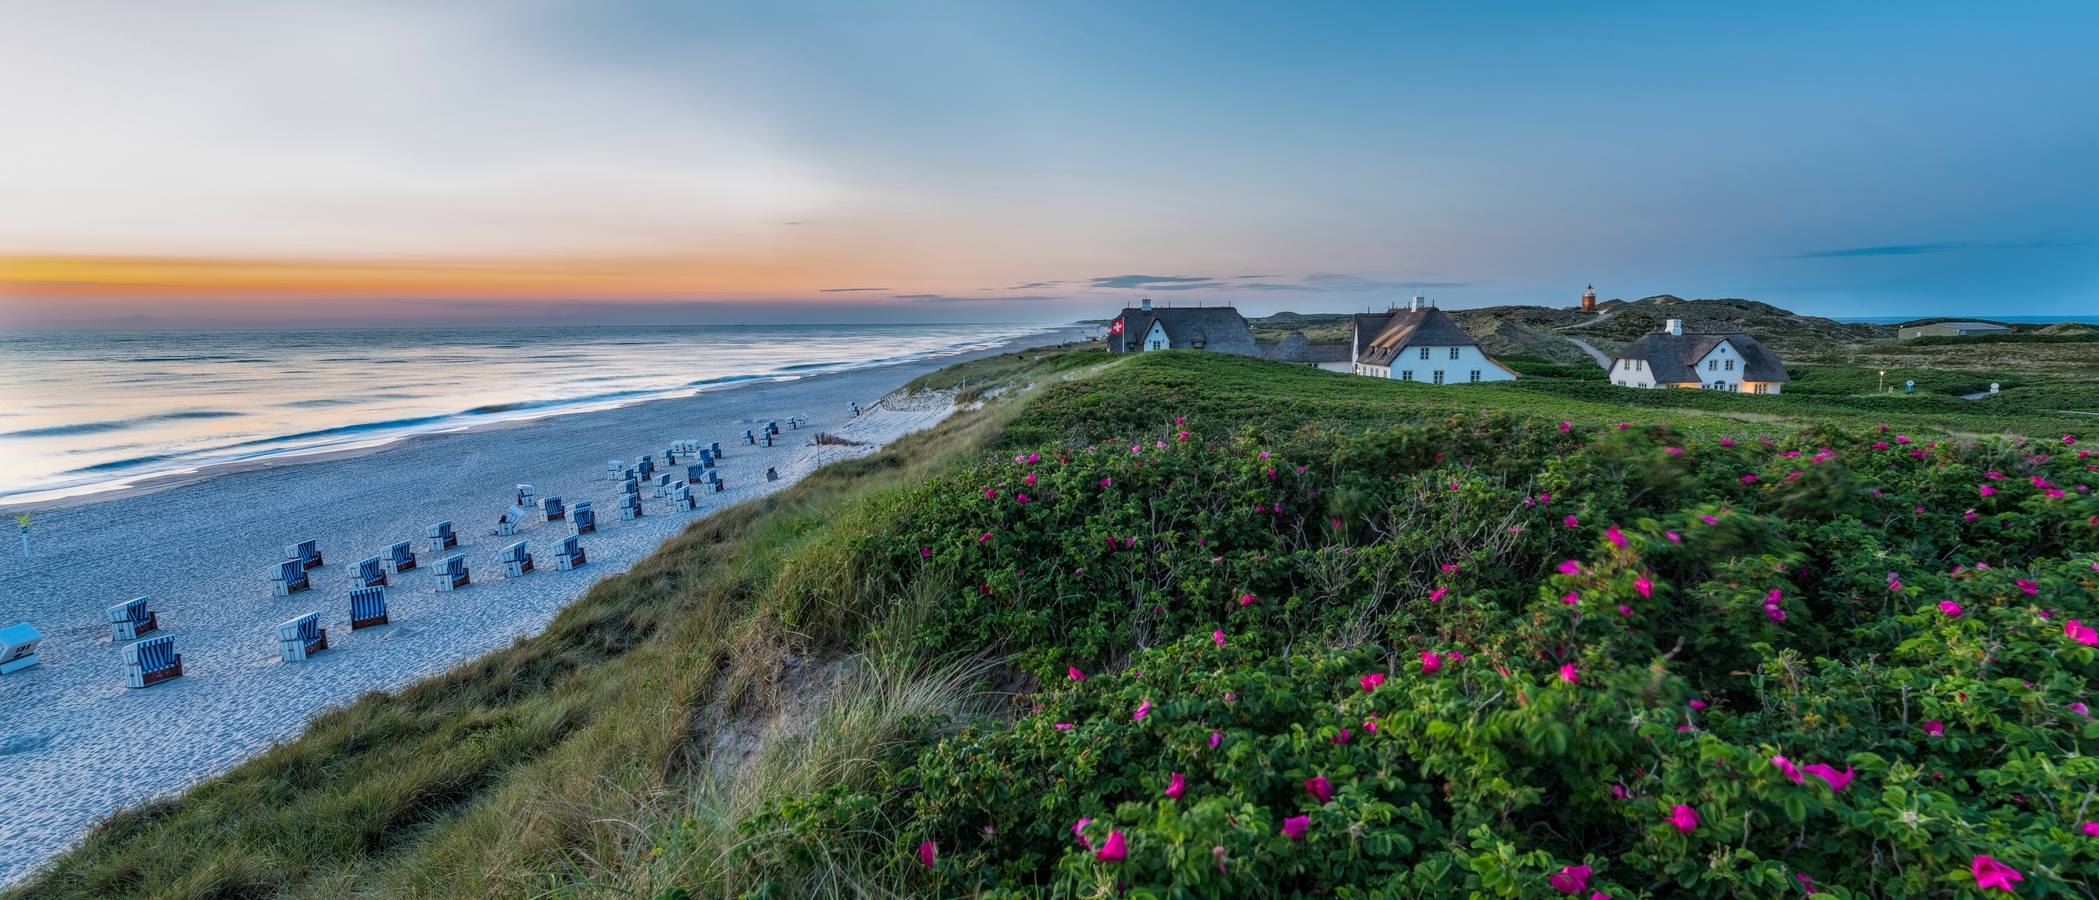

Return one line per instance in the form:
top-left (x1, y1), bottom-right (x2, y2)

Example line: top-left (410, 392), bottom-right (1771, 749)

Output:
top-left (0, 328), bottom-right (1085, 887)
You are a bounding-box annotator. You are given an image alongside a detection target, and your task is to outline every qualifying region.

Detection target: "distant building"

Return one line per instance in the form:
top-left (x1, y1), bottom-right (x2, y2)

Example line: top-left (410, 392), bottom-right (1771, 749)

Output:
top-left (1608, 319), bottom-right (1790, 394)
top-left (1264, 331), bottom-right (1354, 372)
top-left (1582, 285), bottom-right (1597, 312)
top-left (1351, 298), bottom-right (1518, 384)
top-left (1107, 298), bottom-right (1261, 356)
top-left (1898, 321), bottom-right (2014, 339)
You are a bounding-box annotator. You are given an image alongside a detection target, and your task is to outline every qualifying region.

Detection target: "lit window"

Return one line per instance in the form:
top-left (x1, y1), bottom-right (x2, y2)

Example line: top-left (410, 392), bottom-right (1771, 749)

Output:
top-left (1433, 370), bottom-right (1445, 384)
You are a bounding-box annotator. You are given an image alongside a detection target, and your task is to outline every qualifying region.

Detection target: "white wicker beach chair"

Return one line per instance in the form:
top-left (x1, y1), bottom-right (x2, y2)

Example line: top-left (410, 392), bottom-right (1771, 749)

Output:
top-left (106, 596), bottom-right (159, 641)
top-left (619, 493), bottom-right (643, 520)
top-left (386, 540), bottom-right (418, 574)
top-left (434, 553), bottom-right (470, 591)
top-left (276, 612), bottom-right (329, 662)
top-left (121, 634), bottom-right (183, 687)
top-left (671, 484), bottom-right (696, 511)
top-left (554, 535), bottom-right (587, 571)
top-left (543, 495), bottom-right (565, 522)
top-left (711, 441), bottom-right (722, 458)
top-left (271, 559), bottom-right (311, 597)
top-left (570, 500), bottom-right (597, 535)
top-left (705, 470), bottom-right (724, 493)
top-left (428, 521), bottom-right (458, 552)
top-left (637, 454), bottom-right (655, 479)
top-left (497, 504), bottom-right (531, 537)
top-left (285, 539), bottom-right (324, 569)
top-left (356, 555), bottom-right (388, 588)
top-left (0, 622), bottom-right (43, 675)
top-left (607, 459), bottom-right (625, 481)
top-left (350, 586), bottom-right (388, 629)
top-left (499, 540), bottom-right (533, 578)
top-left (515, 484), bottom-right (537, 508)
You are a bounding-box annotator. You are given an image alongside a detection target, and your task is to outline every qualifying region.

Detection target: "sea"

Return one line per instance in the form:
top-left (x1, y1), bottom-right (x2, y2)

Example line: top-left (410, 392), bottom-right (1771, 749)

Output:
top-left (0, 324), bottom-right (1051, 506)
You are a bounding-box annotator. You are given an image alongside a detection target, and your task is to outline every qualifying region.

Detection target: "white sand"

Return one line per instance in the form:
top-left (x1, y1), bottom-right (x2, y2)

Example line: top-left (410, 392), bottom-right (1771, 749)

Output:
top-left (0, 330), bottom-right (1077, 886)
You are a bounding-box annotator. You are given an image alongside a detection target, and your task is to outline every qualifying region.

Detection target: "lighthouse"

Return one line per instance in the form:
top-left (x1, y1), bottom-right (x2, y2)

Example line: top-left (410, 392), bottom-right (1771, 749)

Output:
top-left (1581, 285), bottom-right (1597, 312)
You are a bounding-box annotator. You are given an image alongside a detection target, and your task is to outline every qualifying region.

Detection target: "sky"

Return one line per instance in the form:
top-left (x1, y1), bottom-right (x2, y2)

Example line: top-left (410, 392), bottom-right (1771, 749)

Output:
top-left (2, 0), bottom-right (2096, 329)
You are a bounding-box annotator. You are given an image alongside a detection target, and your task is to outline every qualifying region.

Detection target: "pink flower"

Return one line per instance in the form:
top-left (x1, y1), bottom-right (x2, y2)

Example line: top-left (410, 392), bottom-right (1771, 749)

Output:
top-left (1665, 531), bottom-right (1681, 543)
top-left (1360, 672), bottom-right (1387, 692)
top-left (1700, 515), bottom-right (1718, 524)
top-left (1939, 600), bottom-right (1964, 617)
top-left (2069, 435), bottom-right (2081, 444)
top-left (1965, 509), bottom-right (1980, 522)
top-left (1178, 431), bottom-right (1189, 440)
top-left (1069, 666), bottom-right (1087, 681)
top-left (1741, 475), bottom-right (1759, 483)
top-left (1895, 435), bottom-right (1910, 444)
top-left (1421, 651), bottom-right (1443, 674)
top-left (1281, 816), bottom-right (1309, 839)
top-left (1133, 700), bottom-right (1151, 720)
top-left (1985, 471), bottom-right (2005, 479)
top-left (1766, 604), bottom-right (1787, 622)
top-left (2073, 702), bottom-right (2091, 716)
top-left (1923, 720), bottom-right (1945, 736)
top-left (1165, 772), bottom-right (1185, 800)
top-left (1802, 763), bottom-right (1854, 792)
top-left (1558, 559), bottom-right (1582, 575)
top-left (1972, 855), bottom-right (2022, 891)
top-left (1564, 514), bottom-right (1580, 528)
top-left (1100, 477), bottom-right (1113, 487)
top-left (1689, 699), bottom-right (1707, 710)
top-left (1305, 776), bottom-right (1333, 804)
top-left (1212, 629), bottom-right (1225, 648)
top-left (1539, 492), bottom-right (1552, 503)
top-left (2019, 578), bottom-right (2040, 596)
top-left (1872, 442), bottom-right (1888, 450)
top-left (1563, 591), bottom-right (1580, 605)
top-left (1096, 830), bottom-right (1127, 862)
top-left (1559, 663), bottom-right (1579, 684)
top-left (2082, 822), bottom-right (2099, 837)
top-left (1980, 485), bottom-right (1998, 496)
top-left (1054, 723), bottom-right (1073, 729)
top-left (1606, 525), bottom-right (1627, 547)
top-left (1027, 452), bottom-right (1039, 463)
top-left (1430, 587), bottom-right (1449, 602)
top-left (2067, 619), bottom-right (2099, 645)
top-left (979, 532), bottom-right (992, 542)
top-left (920, 547), bottom-right (931, 558)
top-left (1239, 593), bottom-right (1257, 606)
top-left (1440, 564), bottom-right (1460, 572)
top-left (1331, 727), bottom-right (1351, 744)
top-left (918, 840), bottom-right (937, 868)
top-left (1258, 451), bottom-right (1269, 458)
top-left (1635, 575), bottom-right (1653, 598)
top-left (984, 488), bottom-right (998, 498)
top-left (1665, 446), bottom-right (1683, 456)
top-left (1668, 804), bottom-right (1698, 833)
top-left (1720, 438), bottom-right (1736, 446)
top-left (1175, 417), bottom-right (1185, 425)
top-left (1888, 573), bottom-right (1904, 591)
top-left (1023, 473), bottom-right (1037, 484)
top-left (1771, 754), bottom-right (1803, 784)
top-left (1015, 493), bottom-right (1029, 503)
top-left (1618, 604), bottom-right (1633, 616)
top-left (1209, 732), bottom-right (1222, 748)
top-left (1798, 873), bottom-right (1818, 895)
top-left (1559, 421), bottom-right (1572, 432)
top-left (1548, 864), bottom-right (1592, 894)
top-left (1072, 817), bottom-right (1093, 847)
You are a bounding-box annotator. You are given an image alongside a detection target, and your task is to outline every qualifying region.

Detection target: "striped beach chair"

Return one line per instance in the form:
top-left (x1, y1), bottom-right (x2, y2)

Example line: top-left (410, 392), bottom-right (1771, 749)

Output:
top-left (698, 448), bottom-right (715, 469)
top-left (276, 612), bottom-right (329, 662)
top-left (711, 441), bottom-right (722, 458)
top-left (705, 470), bottom-right (724, 493)
top-left (357, 556), bottom-right (388, 588)
top-left (285, 539), bottom-right (324, 569)
top-left (619, 493), bottom-right (643, 520)
top-left (663, 445), bottom-right (679, 466)
top-left (745, 429), bottom-right (756, 445)
top-left (653, 473), bottom-right (674, 498)
top-left (767, 420), bottom-right (780, 436)
top-left (497, 504), bottom-right (531, 537)
top-left (687, 464), bottom-right (706, 483)
top-left (386, 540), bottom-right (418, 574)
top-left (570, 500), bottom-right (596, 535)
top-left (121, 634), bottom-right (183, 688)
top-left (607, 459), bottom-right (625, 481)
top-left (271, 559), bottom-right (311, 596)
top-left (637, 454), bottom-right (655, 479)
top-left (515, 484), bottom-right (537, 508)
top-left (681, 439), bottom-right (700, 455)
top-left (499, 541), bottom-right (533, 578)
top-left (428, 521), bottom-right (457, 552)
top-left (0, 622), bottom-right (43, 675)
top-left (671, 484), bottom-right (696, 511)
top-left (554, 535), bottom-right (587, 571)
top-left (106, 596), bottom-right (159, 641)
top-left (543, 495), bottom-right (565, 522)
top-left (434, 554), bottom-right (470, 591)
top-left (350, 586), bottom-right (389, 629)
top-left (622, 477), bottom-right (640, 497)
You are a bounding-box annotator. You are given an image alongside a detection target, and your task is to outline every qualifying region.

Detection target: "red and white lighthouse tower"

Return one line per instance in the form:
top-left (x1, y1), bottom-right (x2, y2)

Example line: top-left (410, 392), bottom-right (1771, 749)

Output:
top-left (1581, 285), bottom-right (1597, 312)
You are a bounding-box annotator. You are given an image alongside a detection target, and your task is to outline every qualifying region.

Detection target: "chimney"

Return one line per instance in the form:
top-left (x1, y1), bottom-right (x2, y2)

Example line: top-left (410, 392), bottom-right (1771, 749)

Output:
top-left (1410, 296), bottom-right (1423, 311)
top-left (1667, 319), bottom-right (1683, 336)
top-left (1140, 298), bottom-right (1152, 311)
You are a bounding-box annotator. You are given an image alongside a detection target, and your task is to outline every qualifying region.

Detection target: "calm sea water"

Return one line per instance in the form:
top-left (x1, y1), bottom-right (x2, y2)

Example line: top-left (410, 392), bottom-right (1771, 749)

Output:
top-left (0, 324), bottom-right (1046, 504)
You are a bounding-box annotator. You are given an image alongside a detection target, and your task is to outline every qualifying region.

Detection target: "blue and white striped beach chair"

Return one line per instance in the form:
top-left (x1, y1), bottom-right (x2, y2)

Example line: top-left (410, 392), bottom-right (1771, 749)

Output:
top-left (705, 470), bottom-right (724, 493)
top-left (663, 445), bottom-right (679, 465)
top-left (767, 421), bottom-right (780, 436)
top-left (434, 554), bottom-right (470, 591)
top-left (543, 495), bottom-right (565, 522)
top-left (285, 539), bottom-right (324, 569)
top-left (121, 634), bottom-right (183, 688)
top-left (106, 596), bottom-right (158, 641)
top-left (711, 441), bottom-right (722, 458)
top-left (688, 464), bottom-right (706, 483)
top-left (500, 541), bottom-right (533, 578)
top-left (671, 484), bottom-right (696, 511)
top-left (516, 484), bottom-right (537, 508)
top-left (386, 540), bottom-right (418, 574)
top-left (570, 500), bottom-right (596, 535)
top-left (637, 454), bottom-right (655, 479)
top-left (622, 477), bottom-right (640, 497)
top-left (428, 521), bottom-right (457, 552)
top-left (745, 429), bottom-right (756, 445)
top-left (698, 448), bottom-right (715, 469)
top-left (653, 473), bottom-right (674, 498)
top-left (0, 622), bottom-right (43, 675)
top-left (350, 586), bottom-right (389, 629)
top-left (608, 459), bottom-right (625, 481)
top-left (357, 556), bottom-right (388, 588)
top-left (276, 612), bottom-right (329, 662)
top-left (497, 504), bottom-right (531, 537)
top-left (619, 493), bottom-right (643, 520)
top-left (554, 535), bottom-right (587, 571)
top-left (271, 559), bottom-right (311, 596)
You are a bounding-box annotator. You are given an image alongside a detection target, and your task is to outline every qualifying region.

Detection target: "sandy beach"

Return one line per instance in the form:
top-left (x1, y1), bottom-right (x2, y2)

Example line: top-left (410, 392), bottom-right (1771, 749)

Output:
top-left (0, 328), bottom-right (1079, 886)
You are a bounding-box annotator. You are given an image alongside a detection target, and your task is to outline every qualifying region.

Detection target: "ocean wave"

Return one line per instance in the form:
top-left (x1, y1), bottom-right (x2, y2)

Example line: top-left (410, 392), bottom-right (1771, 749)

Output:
top-left (0, 410), bottom-right (244, 439)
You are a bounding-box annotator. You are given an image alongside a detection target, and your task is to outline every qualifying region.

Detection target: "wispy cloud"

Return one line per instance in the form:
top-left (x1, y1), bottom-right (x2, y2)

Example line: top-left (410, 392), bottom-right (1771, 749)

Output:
top-left (1779, 240), bottom-right (2089, 259)
top-left (895, 294), bottom-right (1060, 303)
top-left (982, 280), bottom-right (1069, 290)
top-left (819, 286), bottom-right (889, 292)
top-left (1088, 274), bottom-right (1219, 290)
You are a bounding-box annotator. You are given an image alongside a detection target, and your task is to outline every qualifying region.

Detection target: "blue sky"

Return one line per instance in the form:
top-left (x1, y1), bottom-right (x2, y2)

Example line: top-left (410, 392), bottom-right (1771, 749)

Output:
top-left (1, 0), bottom-right (2094, 326)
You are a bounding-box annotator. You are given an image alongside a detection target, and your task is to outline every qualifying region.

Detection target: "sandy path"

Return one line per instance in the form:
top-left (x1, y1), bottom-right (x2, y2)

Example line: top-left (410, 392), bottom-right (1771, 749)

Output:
top-left (0, 329), bottom-right (1077, 885)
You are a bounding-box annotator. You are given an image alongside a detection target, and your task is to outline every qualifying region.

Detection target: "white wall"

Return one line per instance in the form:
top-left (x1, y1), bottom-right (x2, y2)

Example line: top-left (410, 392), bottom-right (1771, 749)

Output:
top-left (1362, 346), bottom-right (1514, 383)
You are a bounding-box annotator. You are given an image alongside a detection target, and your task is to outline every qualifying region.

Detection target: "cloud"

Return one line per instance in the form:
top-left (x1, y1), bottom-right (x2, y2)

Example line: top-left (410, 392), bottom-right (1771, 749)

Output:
top-left (1087, 274), bottom-right (1220, 290)
top-left (819, 286), bottom-right (889, 292)
top-left (1779, 240), bottom-right (2089, 259)
top-left (982, 280), bottom-right (1069, 290)
top-left (895, 294), bottom-right (1061, 303)
top-left (1234, 274), bottom-right (1280, 279)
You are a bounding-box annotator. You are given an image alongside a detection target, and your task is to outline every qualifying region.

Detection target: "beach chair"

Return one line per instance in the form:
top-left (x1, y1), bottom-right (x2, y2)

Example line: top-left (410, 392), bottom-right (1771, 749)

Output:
top-left (767, 421), bottom-right (779, 435)
top-left (276, 612), bottom-right (329, 662)
top-left (350, 586), bottom-right (389, 629)
top-left (607, 459), bottom-right (625, 481)
top-left (850, 401), bottom-right (861, 417)
top-left (654, 473), bottom-right (675, 498)
top-left (682, 439), bottom-right (700, 454)
top-left (763, 430), bottom-right (773, 447)
top-left (271, 559), bottom-right (311, 596)
top-left (745, 429), bottom-right (756, 445)
top-left (434, 554), bottom-right (470, 591)
top-left (711, 441), bottom-right (722, 457)
top-left (619, 493), bottom-right (643, 520)
top-left (622, 477), bottom-right (640, 499)
top-left (386, 540), bottom-right (418, 574)
top-left (554, 535), bottom-right (587, 571)
top-left (121, 634), bottom-right (183, 688)
top-left (662, 445), bottom-right (678, 465)
top-left (638, 454), bottom-right (655, 479)
top-left (357, 556), bottom-right (388, 588)
top-left (428, 521), bottom-right (457, 552)
top-left (688, 464), bottom-right (706, 483)
top-left (698, 448), bottom-right (715, 468)
top-left (285, 539), bottom-right (324, 569)
top-left (706, 470), bottom-right (724, 493)
top-left (497, 504), bottom-right (531, 537)
top-left (671, 484), bottom-right (696, 511)
top-left (516, 484), bottom-right (537, 508)
top-left (570, 500), bottom-right (597, 535)
top-left (0, 622), bottom-right (44, 675)
top-left (543, 495), bottom-right (565, 522)
top-left (106, 596), bottom-right (159, 641)
top-left (499, 541), bottom-right (533, 578)
top-left (766, 467), bottom-right (780, 482)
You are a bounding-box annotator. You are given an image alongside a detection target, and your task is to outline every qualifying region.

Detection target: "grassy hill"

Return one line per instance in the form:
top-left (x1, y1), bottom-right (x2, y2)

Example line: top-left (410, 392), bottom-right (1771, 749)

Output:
top-left (14, 347), bottom-right (2099, 899)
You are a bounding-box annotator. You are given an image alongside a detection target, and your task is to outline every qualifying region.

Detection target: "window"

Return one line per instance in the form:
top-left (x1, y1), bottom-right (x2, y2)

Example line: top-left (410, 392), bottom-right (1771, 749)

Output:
top-left (1637, 360), bottom-right (1645, 371)
top-left (1450, 347), bottom-right (1461, 360)
top-left (1708, 359), bottom-right (1719, 371)
top-left (1400, 370), bottom-right (1413, 381)
top-left (1419, 347), bottom-right (1431, 360)
top-left (1725, 359), bottom-right (1735, 371)
top-left (1469, 370), bottom-right (1481, 382)
top-left (1616, 380), bottom-right (1626, 386)
top-left (1432, 370), bottom-right (1445, 384)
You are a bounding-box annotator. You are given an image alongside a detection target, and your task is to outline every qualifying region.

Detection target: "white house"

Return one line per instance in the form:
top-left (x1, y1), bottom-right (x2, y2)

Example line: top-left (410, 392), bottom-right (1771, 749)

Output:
top-left (1609, 319), bottom-right (1790, 394)
top-left (1108, 299), bottom-right (1262, 356)
top-left (1351, 299), bottom-right (1518, 384)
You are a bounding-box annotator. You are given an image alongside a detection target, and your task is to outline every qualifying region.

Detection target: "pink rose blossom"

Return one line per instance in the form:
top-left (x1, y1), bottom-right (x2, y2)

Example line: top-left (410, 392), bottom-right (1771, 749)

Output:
top-left (1635, 575), bottom-right (1653, 598)
top-left (1133, 700), bottom-right (1152, 720)
top-left (1971, 855), bottom-right (2022, 891)
top-left (1430, 587), bottom-right (1449, 602)
top-left (1558, 559), bottom-right (1582, 575)
top-left (1165, 772), bottom-right (1185, 800)
top-left (1096, 830), bottom-right (1127, 862)
top-left (1212, 629), bottom-right (1225, 649)
top-left (1305, 776), bottom-right (1333, 803)
top-left (1281, 816), bottom-right (1309, 839)
top-left (1360, 672), bottom-right (1387, 692)
top-left (1771, 754), bottom-right (1803, 784)
top-left (1923, 720), bottom-right (1945, 736)
top-left (1069, 666), bottom-right (1087, 681)
top-left (1421, 651), bottom-right (1443, 674)
top-left (1209, 732), bottom-right (1222, 748)
top-left (1564, 514), bottom-right (1580, 527)
top-left (1559, 663), bottom-right (1579, 684)
top-left (1802, 763), bottom-right (1855, 792)
top-left (918, 841), bottom-right (937, 868)
top-left (1668, 804), bottom-right (1698, 833)
top-left (1548, 864), bottom-right (1591, 894)
top-left (1939, 600), bottom-right (1964, 617)
top-left (2019, 578), bottom-right (2040, 596)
